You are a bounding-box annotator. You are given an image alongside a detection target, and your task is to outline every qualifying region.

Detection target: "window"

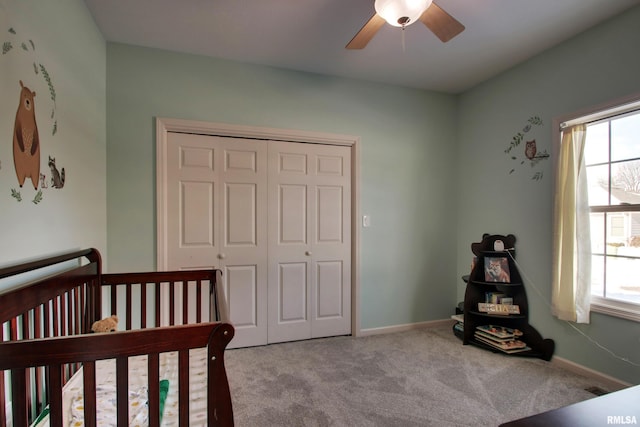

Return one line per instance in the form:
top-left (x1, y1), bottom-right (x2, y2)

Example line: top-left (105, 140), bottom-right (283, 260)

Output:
top-left (572, 104), bottom-right (640, 321)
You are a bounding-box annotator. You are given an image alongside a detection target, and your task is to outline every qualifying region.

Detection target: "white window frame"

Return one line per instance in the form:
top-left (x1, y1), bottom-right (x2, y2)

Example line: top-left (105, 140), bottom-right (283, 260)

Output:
top-left (553, 93), bottom-right (640, 323)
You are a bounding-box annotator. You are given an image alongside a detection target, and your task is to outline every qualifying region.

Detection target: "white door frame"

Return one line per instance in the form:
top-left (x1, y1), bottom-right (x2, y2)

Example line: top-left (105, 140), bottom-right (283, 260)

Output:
top-left (156, 117), bottom-right (362, 337)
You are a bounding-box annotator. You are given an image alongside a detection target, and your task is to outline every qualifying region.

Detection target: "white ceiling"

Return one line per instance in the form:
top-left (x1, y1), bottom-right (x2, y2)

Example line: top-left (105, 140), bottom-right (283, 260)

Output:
top-left (83, 0), bottom-right (639, 94)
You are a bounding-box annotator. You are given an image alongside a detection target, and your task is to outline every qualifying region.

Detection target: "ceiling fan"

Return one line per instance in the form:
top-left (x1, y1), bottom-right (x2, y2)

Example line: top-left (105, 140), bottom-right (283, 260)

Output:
top-left (346, 0), bottom-right (465, 49)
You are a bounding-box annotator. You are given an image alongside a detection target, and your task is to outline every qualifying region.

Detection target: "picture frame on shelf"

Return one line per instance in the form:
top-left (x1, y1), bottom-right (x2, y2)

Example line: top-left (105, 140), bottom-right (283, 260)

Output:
top-left (484, 256), bottom-right (511, 283)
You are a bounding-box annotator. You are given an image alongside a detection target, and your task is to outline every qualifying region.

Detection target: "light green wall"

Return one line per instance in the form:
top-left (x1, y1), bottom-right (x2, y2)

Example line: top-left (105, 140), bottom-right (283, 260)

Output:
top-left (0, 0), bottom-right (106, 280)
top-left (6, 0), bottom-right (634, 385)
top-left (105, 43), bottom-right (458, 329)
top-left (456, 6), bottom-right (640, 384)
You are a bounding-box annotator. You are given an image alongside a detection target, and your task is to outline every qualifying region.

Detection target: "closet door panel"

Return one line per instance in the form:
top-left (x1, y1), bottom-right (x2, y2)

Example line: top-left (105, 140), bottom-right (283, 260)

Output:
top-left (165, 133), bottom-right (267, 348)
top-left (268, 141), bottom-right (351, 343)
top-left (219, 138), bottom-right (268, 348)
top-left (166, 133), bottom-right (219, 270)
top-left (316, 260), bottom-right (344, 318)
top-left (310, 144), bottom-right (351, 338)
top-left (225, 183), bottom-right (257, 245)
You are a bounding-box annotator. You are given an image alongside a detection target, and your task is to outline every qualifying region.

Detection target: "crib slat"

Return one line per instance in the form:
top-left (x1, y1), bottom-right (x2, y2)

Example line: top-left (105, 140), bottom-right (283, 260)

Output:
top-left (148, 353), bottom-right (160, 426)
top-left (74, 287), bottom-right (84, 372)
top-left (126, 284), bottom-right (132, 330)
top-left (43, 302), bottom-right (51, 338)
top-left (170, 283), bottom-right (176, 326)
top-left (0, 327), bottom-right (5, 427)
top-left (110, 285), bottom-right (117, 320)
top-left (61, 294), bottom-right (67, 337)
top-left (34, 306), bottom-right (41, 340)
top-left (183, 281), bottom-right (189, 325)
top-left (116, 357), bottom-right (129, 426)
top-left (196, 281), bottom-right (203, 323)
top-left (179, 350), bottom-right (189, 426)
top-left (74, 287), bottom-right (82, 335)
top-left (71, 290), bottom-right (76, 334)
top-left (89, 277), bottom-right (101, 332)
top-left (61, 294), bottom-right (70, 383)
top-left (11, 368), bottom-right (27, 427)
top-left (0, 382), bottom-right (5, 427)
top-left (49, 365), bottom-right (63, 427)
top-left (22, 310), bottom-right (34, 420)
top-left (52, 297), bottom-right (59, 338)
top-left (140, 282), bottom-right (147, 329)
top-left (83, 361), bottom-right (97, 427)
top-left (33, 307), bottom-right (44, 418)
top-left (21, 311), bottom-right (28, 340)
top-left (155, 283), bottom-right (161, 327)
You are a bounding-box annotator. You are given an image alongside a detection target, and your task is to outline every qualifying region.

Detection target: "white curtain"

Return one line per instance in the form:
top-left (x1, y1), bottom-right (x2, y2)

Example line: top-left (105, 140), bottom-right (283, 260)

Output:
top-left (552, 124), bottom-right (591, 323)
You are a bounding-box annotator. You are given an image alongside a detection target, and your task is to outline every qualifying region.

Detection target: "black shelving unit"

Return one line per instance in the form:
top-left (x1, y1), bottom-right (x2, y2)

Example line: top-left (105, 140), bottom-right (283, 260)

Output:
top-left (461, 233), bottom-right (554, 361)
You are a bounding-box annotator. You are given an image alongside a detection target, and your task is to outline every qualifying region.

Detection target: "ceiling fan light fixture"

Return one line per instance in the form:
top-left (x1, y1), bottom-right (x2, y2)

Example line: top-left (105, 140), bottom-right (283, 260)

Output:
top-left (374, 0), bottom-right (433, 27)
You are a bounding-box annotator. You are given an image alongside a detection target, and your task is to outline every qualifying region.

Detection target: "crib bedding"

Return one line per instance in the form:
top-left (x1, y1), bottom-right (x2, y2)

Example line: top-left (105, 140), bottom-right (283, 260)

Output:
top-left (36, 348), bottom-right (209, 427)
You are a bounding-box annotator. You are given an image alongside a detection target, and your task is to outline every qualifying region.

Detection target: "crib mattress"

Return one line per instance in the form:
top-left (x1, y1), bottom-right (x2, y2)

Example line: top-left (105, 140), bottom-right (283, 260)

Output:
top-left (35, 348), bottom-right (209, 427)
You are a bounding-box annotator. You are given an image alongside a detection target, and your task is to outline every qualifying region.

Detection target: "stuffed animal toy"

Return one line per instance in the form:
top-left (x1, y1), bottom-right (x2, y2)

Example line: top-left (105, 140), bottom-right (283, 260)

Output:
top-left (91, 315), bottom-right (118, 333)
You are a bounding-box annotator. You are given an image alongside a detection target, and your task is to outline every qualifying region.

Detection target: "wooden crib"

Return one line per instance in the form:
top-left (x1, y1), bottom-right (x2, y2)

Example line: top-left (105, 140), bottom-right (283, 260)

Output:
top-left (0, 248), bottom-right (234, 426)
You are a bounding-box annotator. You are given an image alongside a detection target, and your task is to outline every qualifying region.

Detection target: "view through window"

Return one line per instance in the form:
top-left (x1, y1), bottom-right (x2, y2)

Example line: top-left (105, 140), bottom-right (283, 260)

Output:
top-left (583, 107), bottom-right (640, 316)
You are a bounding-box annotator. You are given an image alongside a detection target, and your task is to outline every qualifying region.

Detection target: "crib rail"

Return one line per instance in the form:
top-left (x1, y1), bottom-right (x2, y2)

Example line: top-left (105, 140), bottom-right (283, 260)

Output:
top-left (0, 248), bottom-right (101, 334)
top-left (0, 322), bottom-right (234, 427)
top-left (98, 269), bottom-right (226, 329)
top-left (0, 249), bottom-right (102, 426)
top-left (0, 250), bottom-right (230, 427)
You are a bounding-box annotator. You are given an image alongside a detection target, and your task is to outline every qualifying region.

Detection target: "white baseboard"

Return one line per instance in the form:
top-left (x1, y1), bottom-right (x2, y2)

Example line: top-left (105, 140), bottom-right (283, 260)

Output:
top-left (359, 318), bottom-right (632, 391)
top-left (550, 355), bottom-right (632, 391)
top-left (357, 318), bottom-right (454, 337)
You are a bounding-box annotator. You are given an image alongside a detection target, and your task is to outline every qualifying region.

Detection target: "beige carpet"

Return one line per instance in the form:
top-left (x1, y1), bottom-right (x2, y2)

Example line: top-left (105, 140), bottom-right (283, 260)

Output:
top-left (225, 324), bottom-right (611, 426)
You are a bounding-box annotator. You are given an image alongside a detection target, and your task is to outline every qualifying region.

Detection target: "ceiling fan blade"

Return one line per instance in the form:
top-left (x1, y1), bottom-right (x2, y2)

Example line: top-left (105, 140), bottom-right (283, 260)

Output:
top-left (419, 2), bottom-right (465, 43)
top-left (346, 13), bottom-right (386, 49)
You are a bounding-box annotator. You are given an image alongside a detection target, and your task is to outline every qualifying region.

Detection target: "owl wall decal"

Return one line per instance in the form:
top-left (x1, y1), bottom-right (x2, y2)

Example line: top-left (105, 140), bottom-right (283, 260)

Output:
top-left (505, 116), bottom-right (549, 180)
top-left (525, 140), bottom-right (537, 160)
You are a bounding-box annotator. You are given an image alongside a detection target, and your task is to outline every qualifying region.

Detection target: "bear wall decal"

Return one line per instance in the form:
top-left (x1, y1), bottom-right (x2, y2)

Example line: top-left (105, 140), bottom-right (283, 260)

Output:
top-left (13, 80), bottom-right (40, 190)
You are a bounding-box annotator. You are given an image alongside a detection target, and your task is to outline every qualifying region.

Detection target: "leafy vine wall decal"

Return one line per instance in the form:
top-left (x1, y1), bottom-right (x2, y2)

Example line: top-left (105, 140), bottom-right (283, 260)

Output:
top-left (2, 25), bottom-right (64, 204)
top-left (505, 116), bottom-right (549, 181)
top-left (3, 27), bottom-right (57, 136)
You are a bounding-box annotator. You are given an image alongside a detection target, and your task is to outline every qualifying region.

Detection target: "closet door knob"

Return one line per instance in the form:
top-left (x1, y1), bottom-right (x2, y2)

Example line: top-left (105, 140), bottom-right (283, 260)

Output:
top-left (218, 253), bottom-right (226, 260)
top-left (305, 251), bottom-right (312, 256)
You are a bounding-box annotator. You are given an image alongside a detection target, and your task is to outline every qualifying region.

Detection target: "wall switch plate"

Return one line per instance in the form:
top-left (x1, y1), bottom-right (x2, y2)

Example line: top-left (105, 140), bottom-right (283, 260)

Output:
top-left (362, 215), bottom-right (371, 227)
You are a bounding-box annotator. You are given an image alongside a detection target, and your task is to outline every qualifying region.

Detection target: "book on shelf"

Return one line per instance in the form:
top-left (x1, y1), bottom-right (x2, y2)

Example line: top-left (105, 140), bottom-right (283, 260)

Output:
top-left (485, 292), bottom-right (506, 303)
top-left (453, 322), bottom-right (464, 334)
top-left (478, 302), bottom-right (520, 315)
top-left (485, 292), bottom-right (514, 304)
top-left (475, 329), bottom-right (516, 342)
top-left (451, 314), bottom-right (464, 323)
top-left (500, 346), bottom-right (532, 354)
top-left (475, 325), bottom-right (523, 339)
top-left (474, 334), bottom-right (531, 354)
top-left (474, 325), bottom-right (529, 354)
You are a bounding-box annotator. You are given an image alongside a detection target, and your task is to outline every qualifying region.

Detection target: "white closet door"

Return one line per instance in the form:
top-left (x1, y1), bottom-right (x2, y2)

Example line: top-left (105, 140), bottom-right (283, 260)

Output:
top-left (267, 141), bottom-right (351, 343)
top-left (165, 132), bottom-right (267, 348)
top-left (166, 132), bottom-right (219, 270)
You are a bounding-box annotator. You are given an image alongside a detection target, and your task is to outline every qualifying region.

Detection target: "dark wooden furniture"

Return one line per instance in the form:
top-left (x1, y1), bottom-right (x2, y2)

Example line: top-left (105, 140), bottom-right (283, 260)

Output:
top-left (462, 234), bottom-right (554, 361)
top-left (0, 248), bottom-right (234, 427)
top-left (500, 385), bottom-right (640, 427)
